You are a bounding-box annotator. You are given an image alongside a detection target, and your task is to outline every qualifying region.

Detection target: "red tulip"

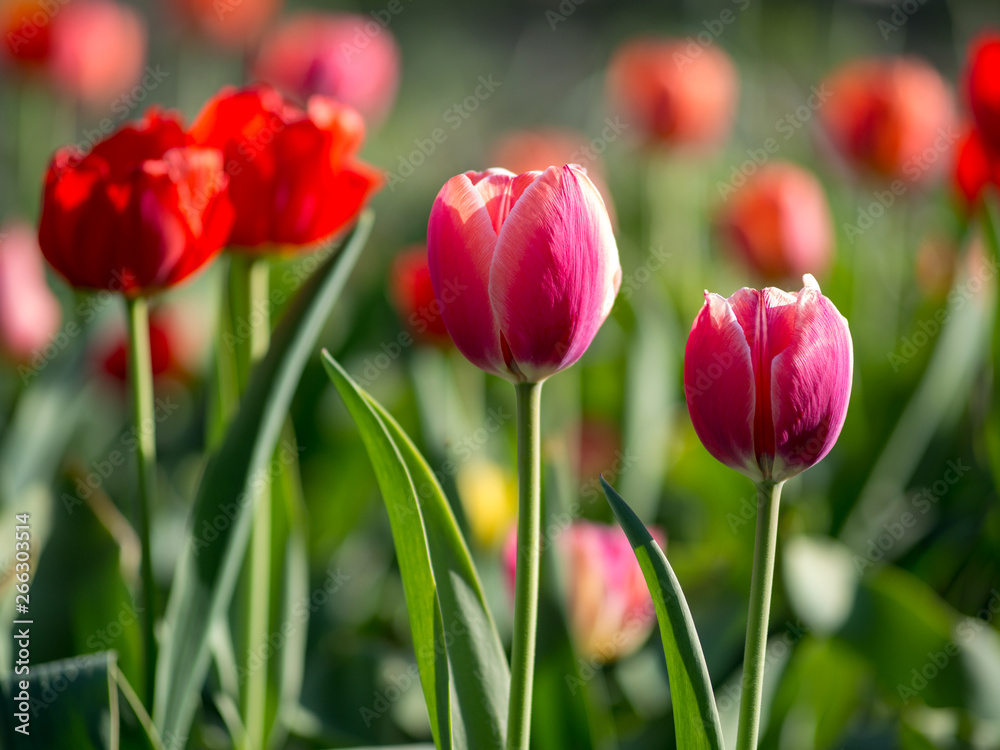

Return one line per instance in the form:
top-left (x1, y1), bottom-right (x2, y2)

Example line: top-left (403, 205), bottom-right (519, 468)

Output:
top-left (717, 161), bottom-right (833, 281)
top-left (0, 221), bottom-right (61, 364)
top-left (818, 56), bottom-right (955, 184)
top-left (49, 0), bottom-right (146, 106)
top-left (39, 109), bottom-right (234, 296)
top-left (427, 165), bottom-right (621, 383)
top-left (684, 276), bottom-right (853, 483)
top-left (953, 125), bottom-right (1000, 210)
top-left (170, 0), bottom-right (280, 48)
top-left (389, 245), bottom-right (451, 344)
top-left (965, 31), bottom-right (1000, 151)
top-left (99, 313), bottom-right (177, 383)
top-left (504, 522), bottom-right (664, 662)
top-left (1, 0), bottom-right (52, 67)
top-left (606, 37), bottom-right (738, 150)
top-left (254, 13), bottom-right (400, 125)
top-left (189, 85), bottom-right (383, 252)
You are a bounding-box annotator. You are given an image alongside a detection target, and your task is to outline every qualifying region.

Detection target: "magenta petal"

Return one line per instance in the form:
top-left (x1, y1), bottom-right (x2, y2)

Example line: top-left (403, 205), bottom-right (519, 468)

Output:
top-left (769, 285), bottom-right (853, 480)
top-left (489, 165), bottom-right (620, 382)
top-left (427, 173), bottom-right (506, 376)
top-left (684, 292), bottom-right (758, 479)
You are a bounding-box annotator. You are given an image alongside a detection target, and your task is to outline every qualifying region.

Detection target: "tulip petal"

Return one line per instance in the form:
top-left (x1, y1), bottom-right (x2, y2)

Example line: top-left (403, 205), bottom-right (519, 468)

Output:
top-left (684, 291), bottom-right (757, 478)
top-left (489, 165), bottom-right (620, 382)
top-left (427, 173), bottom-right (506, 376)
top-left (769, 285), bottom-right (853, 480)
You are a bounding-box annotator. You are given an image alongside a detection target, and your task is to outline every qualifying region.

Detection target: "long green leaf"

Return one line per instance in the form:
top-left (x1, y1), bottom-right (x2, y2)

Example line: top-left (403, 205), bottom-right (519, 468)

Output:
top-left (323, 353), bottom-right (509, 750)
top-left (154, 212), bottom-right (373, 745)
top-left (601, 477), bottom-right (725, 750)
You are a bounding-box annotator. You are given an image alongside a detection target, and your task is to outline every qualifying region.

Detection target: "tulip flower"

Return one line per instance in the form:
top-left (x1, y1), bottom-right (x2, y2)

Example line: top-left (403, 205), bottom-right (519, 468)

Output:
top-left (0, 221), bottom-right (61, 365)
top-left (427, 165), bottom-right (621, 384)
top-left (606, 37), bottom-right (738, 150)
top-left (389, 245), bottom-right (451, 344)
top-left (683, 276), bottom-right (852, 750)
top-left (504, 522), bottom-right (663, 663)
top-left (684, 275), bottom-right (852, 483)
top-left (98, 312), bottom-right (188, 385)
top-left (965, 31), bottom-right (1000, 151)
top-left (170, 0), bottom-right (280, 49)
top-left (39, 109), bottom-right (233, 295)
top-left (818, 56), bottom-right (955, 184)
top-left (1, 0), bottom-right (52, 67)
top-left (189, 84), bottom-right (382, 252)
top-left (953, 125), bottom-right (1000, 210)
top-left (428, 163), bottom-right (620, 750)
top-left (254, 13), bottom-right (400, 126)
top-left (457, 459), bottom-right (517, 549)
top-left (717, 161), bottom-right (833, 281)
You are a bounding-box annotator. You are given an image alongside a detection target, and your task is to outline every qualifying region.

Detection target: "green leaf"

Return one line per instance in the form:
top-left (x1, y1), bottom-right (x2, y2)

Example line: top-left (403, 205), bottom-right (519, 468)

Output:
top-left (601, 477), bottom-right (725, 750)
top-left (322, 352), bottom-right (509, 750)
top-left (153, 211), bottom-right (374, 745)
top-left (0, 652), bottom-right (163, 750)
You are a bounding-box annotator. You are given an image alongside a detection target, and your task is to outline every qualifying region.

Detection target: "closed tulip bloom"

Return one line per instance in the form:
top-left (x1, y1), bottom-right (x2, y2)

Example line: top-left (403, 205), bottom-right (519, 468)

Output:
top-left (49, 0), bottom-right (146, 107)
top-left (606, 37), bottom-right (738, 150)
top-left (254, 13), bottom-right (400, 125)
top-left (39, 110), bottom-right (234, 295)
top-left (684, 276), bottom-right (852, 483)
top-left (389, 245), bottom-right (451, 344)
top-left (190, 85), bottom-right (383, 251)
top-left (818, 57), bottom-right (955, 184)
top-left (965, 31), bottom-right (1000, 151)
top-left (1, 0), bottom-right (52, 67)
top-left (0, 221), bottom-right (61, 364)
top-left (717, 162), bottom-right (833, 281)
top-left (953, 125), bottom-right (1000, 210)
top-left (503, 522), bottom-right (663, 663)
top-left (427, 165), bottom-right (620, 383)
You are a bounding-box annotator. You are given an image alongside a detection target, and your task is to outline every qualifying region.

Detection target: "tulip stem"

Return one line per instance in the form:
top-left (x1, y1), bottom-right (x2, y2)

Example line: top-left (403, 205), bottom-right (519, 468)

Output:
top-left (506, 380), bottom-right (543, 750)
top-left (125, 294), bottom-right (158, 709)
top-left (230, 255), bottom-right (272, 750)
top-left (735, 479), bottom-right (783, 750)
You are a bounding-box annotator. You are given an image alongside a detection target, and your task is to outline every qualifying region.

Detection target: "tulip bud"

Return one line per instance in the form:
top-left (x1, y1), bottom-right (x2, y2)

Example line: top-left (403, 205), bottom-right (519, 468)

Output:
top-left (254, 13), bottom-right (400, 126)
top-left (389, 245), bottom-right (451, 345)
top-left (606, 36), bottom-right (738, 151)
top-left (717, 161), bottom-right (833, 282)
top-left (427, 165), bottom-right (621, 384)
top-left (0, 221), bottom-right (61, 364)
top-left (818, 56), bottom-right (955, 185)
top-left (965, 31), bottom-right (1000, 152)
top-left (953, 125), bottom-right (1000, 211)
top-left (684, 276), bottom-right (853, 483)
top-left (503, 521), bottom-right (664, 663)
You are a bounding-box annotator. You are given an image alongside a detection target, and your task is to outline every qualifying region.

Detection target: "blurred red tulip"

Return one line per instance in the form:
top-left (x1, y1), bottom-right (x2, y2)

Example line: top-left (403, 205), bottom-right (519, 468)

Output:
top-left (1, 0), bottom-right (52, 67)
top-left (254, 13), bottom-right (400, 126)
top-left (0, 221), bottom-right (61, 364)
top-left (818, 56), bottom-right (955, 185)
top-left (99, 313), bottom-right (176, 383)
top-left (171, 0), bottom-right (280, 49)
top-left (389, 245), bottom-right (451, 344)
top-left (684, 276), bottom-right (853, 483)
top-left (190, 85), bottom-right (383, 252)
top-left (606, 37), bottom-right (738, 150)
top-left (39, 109), bottom-right (234, 295)
top-left (953, 125), bottom-right (1000, 210)
top-left (965, 31), bottom-right (1000, 151)
top-left (717, 161), bottom-right (833, 281)
top-left (504, 521), bottom-right (664, 663)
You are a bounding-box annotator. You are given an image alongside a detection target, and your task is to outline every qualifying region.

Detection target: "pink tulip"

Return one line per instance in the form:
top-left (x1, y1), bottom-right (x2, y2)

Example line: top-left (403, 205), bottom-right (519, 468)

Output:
top-left (427, 165), bottom-right (621, 383)
top-left (504, 522), bottom-right (664, 663)
top-left (0, 222), bottom-right (61, 364)
top-left (684, 276), bottom-right (852, 483)
top-left (254, 13), bottom-right (400, 126)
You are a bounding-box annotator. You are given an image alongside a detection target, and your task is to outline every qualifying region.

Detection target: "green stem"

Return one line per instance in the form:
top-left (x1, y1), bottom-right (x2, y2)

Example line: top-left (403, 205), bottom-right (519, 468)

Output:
top-left (229, 255), bottom-right (271, 750)
top-left (125, 295), bottom-right (158, 709)
top-left (735, 480), bottom-right (783, 750)
top-left (506, 381), bottom-right (543, 750)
